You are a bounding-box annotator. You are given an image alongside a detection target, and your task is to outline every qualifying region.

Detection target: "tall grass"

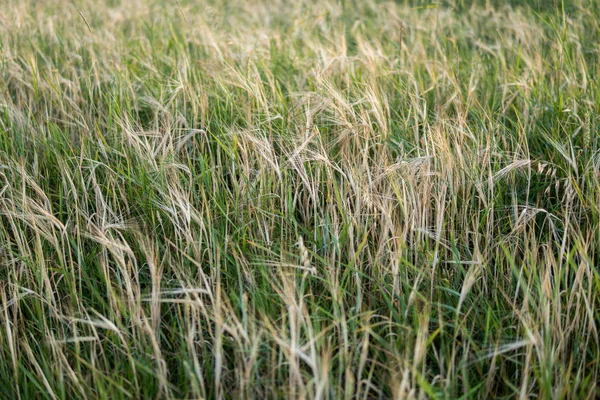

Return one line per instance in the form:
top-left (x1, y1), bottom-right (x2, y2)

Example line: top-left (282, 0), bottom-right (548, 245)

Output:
top-left (0, 0), bottom-right (599, 398)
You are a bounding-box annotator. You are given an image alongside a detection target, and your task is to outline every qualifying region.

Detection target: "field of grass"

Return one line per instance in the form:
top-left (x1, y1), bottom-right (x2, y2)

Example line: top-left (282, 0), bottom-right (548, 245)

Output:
top-left (1, 0), bottom-right (599, 398)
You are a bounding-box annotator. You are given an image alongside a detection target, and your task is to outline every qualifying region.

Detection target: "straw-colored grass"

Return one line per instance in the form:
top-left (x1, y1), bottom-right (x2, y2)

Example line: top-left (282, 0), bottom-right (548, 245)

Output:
top-left (1, 0), bottom-right (599, 398)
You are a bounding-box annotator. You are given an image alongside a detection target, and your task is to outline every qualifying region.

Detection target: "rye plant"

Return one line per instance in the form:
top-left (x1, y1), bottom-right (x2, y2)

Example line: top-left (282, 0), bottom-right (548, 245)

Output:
top-left (0, 0), bottom-right (599, 398)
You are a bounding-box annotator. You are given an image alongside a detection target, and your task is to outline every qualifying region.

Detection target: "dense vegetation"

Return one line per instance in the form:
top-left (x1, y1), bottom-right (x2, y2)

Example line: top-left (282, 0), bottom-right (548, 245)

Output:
top-left (1, 0), bottom-right (599, 398)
